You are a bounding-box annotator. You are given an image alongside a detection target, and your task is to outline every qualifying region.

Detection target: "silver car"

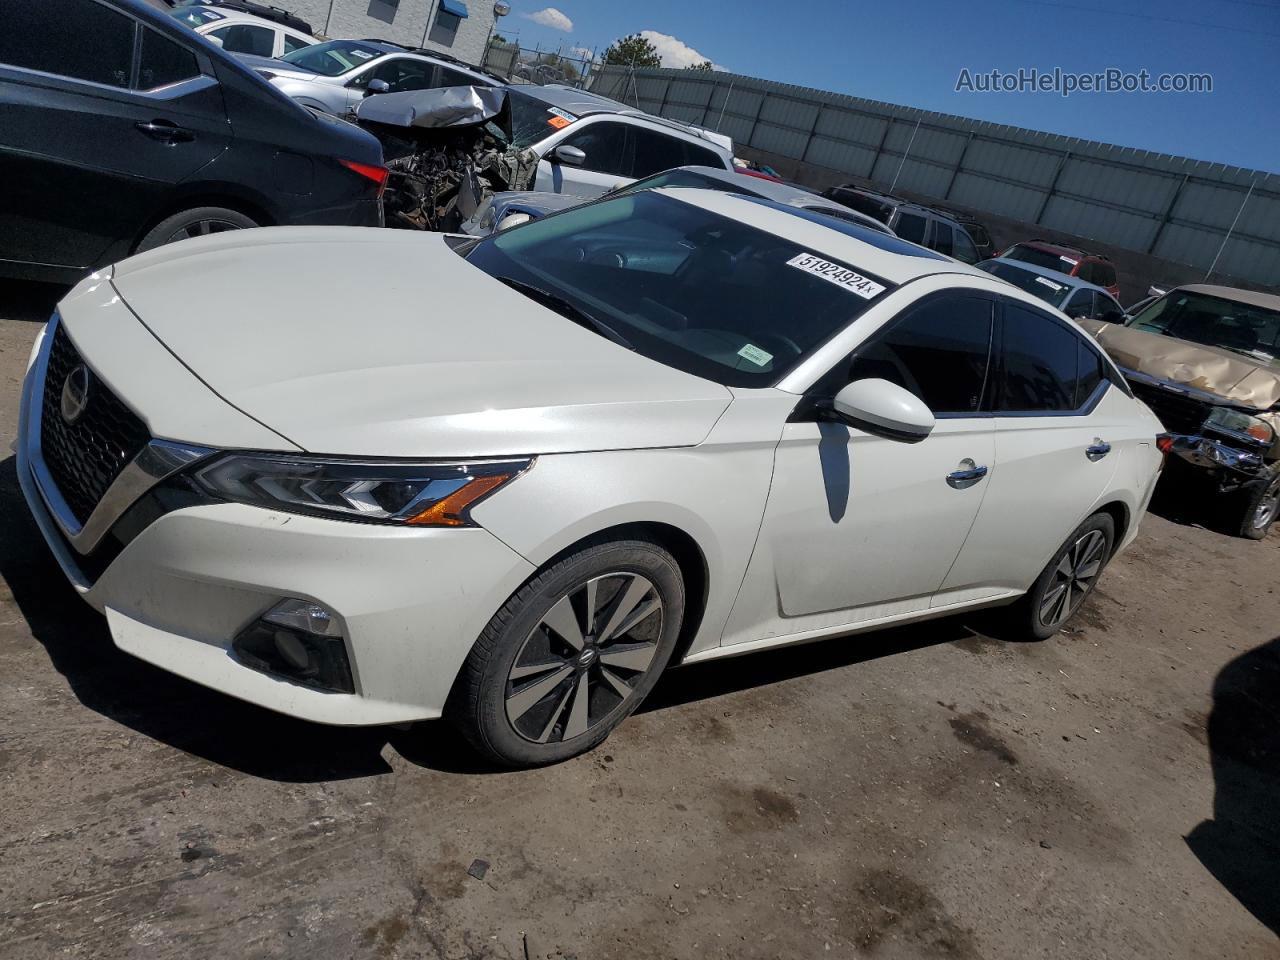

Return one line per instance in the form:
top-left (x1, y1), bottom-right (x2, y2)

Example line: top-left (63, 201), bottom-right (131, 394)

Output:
top-left (236, 38), bottom-right (502, 117)
top-left (977, 256), bottom-right (1126, 322)
top-left (462, 165), bottom-right (900, 238)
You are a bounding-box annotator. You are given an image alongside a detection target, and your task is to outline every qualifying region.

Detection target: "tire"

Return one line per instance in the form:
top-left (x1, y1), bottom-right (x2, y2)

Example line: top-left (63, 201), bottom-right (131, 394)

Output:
top-left (1232, 469), bottom-right (1280, 540)
top-left (135, 207), bottom-right (257, 253)
top-left (449, 538), bottom-right (685, 767)
top-left (1004, 512), bottom-right (1116, 641)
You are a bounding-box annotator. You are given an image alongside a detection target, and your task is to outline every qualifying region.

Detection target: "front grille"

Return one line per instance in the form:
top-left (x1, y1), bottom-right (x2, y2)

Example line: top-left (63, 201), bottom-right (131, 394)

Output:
top-left (1130, 381), bottom-right (1210, 435)
top-left (39, 324), bottom-right (150, 524)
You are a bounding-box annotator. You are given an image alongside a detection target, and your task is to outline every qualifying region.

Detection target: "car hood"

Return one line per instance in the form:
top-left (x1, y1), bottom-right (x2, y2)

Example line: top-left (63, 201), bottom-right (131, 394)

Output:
top-left (233, 53), bottom-right (319, 82)
top-left (1081, 319), bottom-right (1280, 409)
top-left (109, 228), bottom-right (733, 458)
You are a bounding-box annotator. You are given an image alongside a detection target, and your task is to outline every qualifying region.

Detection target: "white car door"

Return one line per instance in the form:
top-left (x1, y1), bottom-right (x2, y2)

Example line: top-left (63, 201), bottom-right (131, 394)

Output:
top-left (533, 119), bottom-right (634, 197)
top-left (938, 299), bottom-right (1128, 599)
top-left (721, 291), bottom-right (999, 645)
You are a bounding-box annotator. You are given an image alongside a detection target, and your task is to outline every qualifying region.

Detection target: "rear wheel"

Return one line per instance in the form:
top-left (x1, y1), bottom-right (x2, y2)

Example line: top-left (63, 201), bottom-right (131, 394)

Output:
top-left (135, 206), bottom-right (257, 253)
top-left (1005, 512), bottom-right (1115, 640)
top-left (449, 539), bottom-right (684, 767)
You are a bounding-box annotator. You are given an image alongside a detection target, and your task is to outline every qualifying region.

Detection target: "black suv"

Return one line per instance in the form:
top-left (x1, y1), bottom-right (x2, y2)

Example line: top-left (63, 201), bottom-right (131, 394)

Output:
top-left (0, 0), bottom-right (386, 283)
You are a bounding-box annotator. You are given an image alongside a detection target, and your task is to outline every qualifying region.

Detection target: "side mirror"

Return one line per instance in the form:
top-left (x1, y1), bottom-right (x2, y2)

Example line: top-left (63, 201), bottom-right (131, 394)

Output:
top-left (831, 378), bottom-right (935, 441)
top-left (365, 78), bottom-right (390, 96)
top-left (495, 212), bottom-right (532, 232)
top-left (552, 144), bottom-right (586, 166)
top-left (206, 34), bottom-right (225, 48)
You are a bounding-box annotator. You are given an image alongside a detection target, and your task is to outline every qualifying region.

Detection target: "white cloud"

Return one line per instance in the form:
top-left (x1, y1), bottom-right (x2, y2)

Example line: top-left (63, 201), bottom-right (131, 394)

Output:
top-left (637, 30), bottom-right (721, 70)
top-left (524, 7), bottom-right (573, 31)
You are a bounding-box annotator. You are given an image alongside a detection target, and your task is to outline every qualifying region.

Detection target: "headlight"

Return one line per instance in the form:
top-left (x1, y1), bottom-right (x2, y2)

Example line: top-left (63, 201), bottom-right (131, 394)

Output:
top-left (1203, 407), bottom-right (1275, 447)
top-left (193, 454), bottom-right (531, 526)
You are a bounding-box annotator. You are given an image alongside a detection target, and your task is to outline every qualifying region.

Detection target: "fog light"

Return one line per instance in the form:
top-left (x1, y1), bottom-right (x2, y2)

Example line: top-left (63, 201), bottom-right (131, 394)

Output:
top-left (232, 599), bottom-right (355, 694)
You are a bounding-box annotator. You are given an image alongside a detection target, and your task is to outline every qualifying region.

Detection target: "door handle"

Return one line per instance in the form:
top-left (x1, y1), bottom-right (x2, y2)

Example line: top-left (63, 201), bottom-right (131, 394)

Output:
top-left (1085, 440), bottom-right (1112, 462)
top-left (135, 120), bottom-right (195, 143)
top-left (946, 463), bottom-right (988, 489)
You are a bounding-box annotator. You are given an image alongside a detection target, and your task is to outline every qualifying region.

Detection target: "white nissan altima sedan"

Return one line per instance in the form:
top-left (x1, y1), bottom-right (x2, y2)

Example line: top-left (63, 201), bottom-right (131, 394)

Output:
top-left (18, 188), bottom-right (1163, 766)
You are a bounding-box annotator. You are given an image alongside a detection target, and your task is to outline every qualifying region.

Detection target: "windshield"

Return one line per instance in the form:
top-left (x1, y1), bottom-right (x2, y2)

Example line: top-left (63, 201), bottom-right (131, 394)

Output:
top-left (978, 261), bottom-right (1070, 307)
top-left (170, 7), bottom-right (225, 26)
top-left (464, 190), bottom-right (893, 387)
top-left (505, 90), bottom-right (579, 150)
top-left (280, 39), bottom-right (382, 76)
top-left (611, 168), bottom-right (749, 197)
top-left (1004, 243), bottom-right (1079, 274)
top-left (1129, 290), bottom-right (1280, 366)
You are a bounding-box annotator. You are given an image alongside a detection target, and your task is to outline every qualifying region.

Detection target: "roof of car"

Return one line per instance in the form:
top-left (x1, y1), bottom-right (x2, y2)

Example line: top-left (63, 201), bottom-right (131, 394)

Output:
top-left (830, 184), bottom-right (969, 226)
top-left (196, 5), bottom-right (312, 30)
top-left (1173, 284), bottom-right (1280, 311)
top-left (1014, 238), bottom-right (1109, 261)
top-left (654, 188), bottom-right (993, 285)
top-left (354, 39), bottom-right (504, 81)
top-left (980, 256), bottom-right (1115, 297)
top-left (512, 87), bottom-right (731, 152)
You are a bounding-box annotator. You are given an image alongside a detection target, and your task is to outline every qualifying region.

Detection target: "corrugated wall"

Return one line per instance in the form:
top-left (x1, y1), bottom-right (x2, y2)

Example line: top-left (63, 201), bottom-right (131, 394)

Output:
top-left (589, 66), bottom-right (1279, 288)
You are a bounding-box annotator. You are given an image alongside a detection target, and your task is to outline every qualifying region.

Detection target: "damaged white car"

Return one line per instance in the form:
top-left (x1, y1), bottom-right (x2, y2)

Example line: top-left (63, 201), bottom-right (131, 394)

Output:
top-left (353, 84), bottom-right (735, 231)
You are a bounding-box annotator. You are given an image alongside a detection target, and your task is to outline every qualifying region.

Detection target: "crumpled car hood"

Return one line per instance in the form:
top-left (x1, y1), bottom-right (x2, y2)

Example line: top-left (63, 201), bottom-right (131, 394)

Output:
top-left (109, 228), bottom-right (732, 458)
top-left (1080, 319), bottom-right (1280, 409)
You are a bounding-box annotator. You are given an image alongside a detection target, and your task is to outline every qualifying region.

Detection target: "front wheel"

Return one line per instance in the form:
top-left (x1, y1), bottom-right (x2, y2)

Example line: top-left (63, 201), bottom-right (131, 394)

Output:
top-left (1005, 512), bottom-right (1115, 641)
top-left (1232, 469), bottom-right (1280, 540)
top-left (449, 538), bottom-right (685, 767)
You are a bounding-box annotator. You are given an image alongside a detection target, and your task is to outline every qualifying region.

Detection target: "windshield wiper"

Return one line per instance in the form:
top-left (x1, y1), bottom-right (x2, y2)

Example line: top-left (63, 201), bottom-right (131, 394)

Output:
top-left (496, 277), bottom-right (634, 350)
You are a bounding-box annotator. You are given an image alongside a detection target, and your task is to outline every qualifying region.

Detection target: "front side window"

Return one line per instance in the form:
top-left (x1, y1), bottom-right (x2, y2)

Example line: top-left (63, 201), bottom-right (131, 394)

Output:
top-left (368, 57), bottom-right (433, 92)
top-left (464, 190), bottom-right (893, 387)
top-left (559, 122), bottom-right (629, 176)
top-left (208, 23), bottom-right (274, 57)
top-left (1062, 288), bottom-right (1095, 319)
top-left (997, 304), bottom-right (1082, 412)
top-left (844, 294), bottom-right (994, 415)
top-left (439, 66), bottom-right (478, 87)
top-left (1129, 290), bottom-right (1280, 366)
top-left (280, 39), bottom-right (382, 76)
top-left (1, 0), bottom-right (134, 88)
top-left (894, 212), bottom-right (927, 244)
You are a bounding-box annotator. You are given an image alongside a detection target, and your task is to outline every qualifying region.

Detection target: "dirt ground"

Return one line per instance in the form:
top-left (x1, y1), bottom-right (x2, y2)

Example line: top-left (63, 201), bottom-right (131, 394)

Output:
top-left (1, 280), bottom-right (1277, 960)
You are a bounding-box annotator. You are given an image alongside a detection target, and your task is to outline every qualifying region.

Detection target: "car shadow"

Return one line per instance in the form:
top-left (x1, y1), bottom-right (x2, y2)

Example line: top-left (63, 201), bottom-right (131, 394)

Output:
top-left (0, 279), bottom-right (66, 323)
top-left (1185, 636), bottom-right (1280, 937)
top-left (1, 454), bottom-right (990, 783)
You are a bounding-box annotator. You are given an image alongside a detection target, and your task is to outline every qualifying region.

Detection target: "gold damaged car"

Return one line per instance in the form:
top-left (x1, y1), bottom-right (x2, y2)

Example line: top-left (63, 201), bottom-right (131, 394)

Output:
top-left (1079, 284), bottom-right (1280, 539)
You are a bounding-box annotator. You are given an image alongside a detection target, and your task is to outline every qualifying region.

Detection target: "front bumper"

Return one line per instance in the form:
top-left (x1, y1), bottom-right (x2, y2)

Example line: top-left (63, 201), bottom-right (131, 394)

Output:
top-left (1161, 433), bottom-right (1269, 481)
top-left (17, 317), bottom-right (535, 726)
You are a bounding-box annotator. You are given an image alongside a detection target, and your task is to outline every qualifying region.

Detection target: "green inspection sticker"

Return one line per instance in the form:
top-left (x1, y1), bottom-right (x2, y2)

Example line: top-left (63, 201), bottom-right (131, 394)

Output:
top-left (737, 343), bottom-right (774, 366)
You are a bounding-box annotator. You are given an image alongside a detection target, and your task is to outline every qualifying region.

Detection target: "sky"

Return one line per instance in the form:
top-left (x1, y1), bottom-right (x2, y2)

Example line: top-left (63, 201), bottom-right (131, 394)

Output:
top-left (497, 0), bottom-right (1280, 173)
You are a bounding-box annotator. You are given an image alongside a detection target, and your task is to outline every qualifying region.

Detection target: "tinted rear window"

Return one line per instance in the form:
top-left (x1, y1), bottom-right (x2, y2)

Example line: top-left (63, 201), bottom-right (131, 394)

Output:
top-left (1005, 243), bottom-right (1079, 275)
top-left (998, 304), bottom-right (1081, 412)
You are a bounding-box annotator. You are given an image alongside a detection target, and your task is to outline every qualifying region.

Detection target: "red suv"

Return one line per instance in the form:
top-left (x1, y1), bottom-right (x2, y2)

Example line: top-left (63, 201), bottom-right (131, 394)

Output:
top-left (999, 240), bottom-right (1119, 298)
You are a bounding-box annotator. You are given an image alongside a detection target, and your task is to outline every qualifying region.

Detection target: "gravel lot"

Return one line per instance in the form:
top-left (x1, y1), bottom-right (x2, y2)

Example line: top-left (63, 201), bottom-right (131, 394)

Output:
top-left (1, 280), bottom-right (1277, 959)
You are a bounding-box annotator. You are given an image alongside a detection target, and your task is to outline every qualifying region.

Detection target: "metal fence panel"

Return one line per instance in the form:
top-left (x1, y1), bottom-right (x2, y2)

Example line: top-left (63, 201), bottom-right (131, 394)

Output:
top-left (586, 65), bottom-right (1278, 287)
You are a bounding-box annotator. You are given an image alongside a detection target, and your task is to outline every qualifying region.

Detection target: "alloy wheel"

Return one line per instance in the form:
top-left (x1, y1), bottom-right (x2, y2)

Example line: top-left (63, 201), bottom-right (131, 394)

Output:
top-left (505, 572), bottom-right (664, 744)
top-left (166, 218), bottom-right (245, 243)
top-left (1253, 476), bottom-right (1280, 531)
top-left (1038, 529), bottom-right (1107, 627)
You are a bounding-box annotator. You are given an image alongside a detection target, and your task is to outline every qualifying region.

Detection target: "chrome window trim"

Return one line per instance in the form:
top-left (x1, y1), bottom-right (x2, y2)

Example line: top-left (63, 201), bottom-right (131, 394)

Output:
top-left (25, 314), bottom-right (214, 555)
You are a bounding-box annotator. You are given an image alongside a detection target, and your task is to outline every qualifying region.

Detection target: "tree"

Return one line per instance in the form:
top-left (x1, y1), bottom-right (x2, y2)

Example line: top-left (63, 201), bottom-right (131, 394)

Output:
top-left (492, 33), bottom-right (508, 44)
top-left (686, 60), bottom-right (713, 71)
top-left (602, 34), bottom-right (661, 68)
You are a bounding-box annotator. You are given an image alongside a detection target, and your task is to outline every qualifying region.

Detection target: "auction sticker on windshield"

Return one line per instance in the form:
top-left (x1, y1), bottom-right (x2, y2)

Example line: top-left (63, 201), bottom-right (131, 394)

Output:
top-left (1035, 276), bottom-right (1065, 292)
top-left (786, 253), bottom-right (885, 299)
